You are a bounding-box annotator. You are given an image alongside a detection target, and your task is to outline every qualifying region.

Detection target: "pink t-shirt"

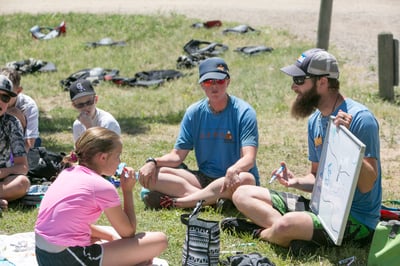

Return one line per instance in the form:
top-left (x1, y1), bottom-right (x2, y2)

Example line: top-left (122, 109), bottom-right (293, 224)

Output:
top-left (35, 165), bottom-right (120, 247)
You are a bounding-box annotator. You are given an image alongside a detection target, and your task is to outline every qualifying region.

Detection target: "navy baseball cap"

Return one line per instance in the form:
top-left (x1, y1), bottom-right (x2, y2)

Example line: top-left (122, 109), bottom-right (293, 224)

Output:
top-left (69, 79), bottom-right (96, 101)
top-left (198, 57), bottom-right (230, 83)
top-left (281, 48), bottom-right (340, 79)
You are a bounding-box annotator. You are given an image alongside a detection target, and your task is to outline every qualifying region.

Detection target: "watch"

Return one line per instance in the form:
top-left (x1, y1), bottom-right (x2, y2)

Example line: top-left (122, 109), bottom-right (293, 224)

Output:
top-left (145, 157), bottom-right (157, 166)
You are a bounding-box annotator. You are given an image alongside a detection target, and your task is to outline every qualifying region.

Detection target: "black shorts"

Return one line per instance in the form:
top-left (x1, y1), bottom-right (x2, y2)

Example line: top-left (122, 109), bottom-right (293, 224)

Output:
top-left (187, 169), bottom-right (217, 188)
top-left (36, 244), bottom-right (103, 266)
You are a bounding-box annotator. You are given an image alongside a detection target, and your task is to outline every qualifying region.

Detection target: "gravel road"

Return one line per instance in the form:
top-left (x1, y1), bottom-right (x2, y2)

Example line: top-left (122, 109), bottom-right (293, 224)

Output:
top-left (2, 0), bottom-right (399, 74)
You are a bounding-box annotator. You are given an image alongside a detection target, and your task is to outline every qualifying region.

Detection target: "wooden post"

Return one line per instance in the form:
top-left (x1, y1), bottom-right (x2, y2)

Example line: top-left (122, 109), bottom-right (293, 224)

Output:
top-left (317, 0), bottom-right (333, 50)
top-left (394, 39), bottom-right (399, 86)
top-left (378, 33), bottom-right (395, 100)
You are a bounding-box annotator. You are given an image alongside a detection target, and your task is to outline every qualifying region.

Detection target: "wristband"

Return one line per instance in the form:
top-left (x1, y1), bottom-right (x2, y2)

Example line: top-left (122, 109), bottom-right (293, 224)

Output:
top-left (145, 157), bottom-right (157, 166)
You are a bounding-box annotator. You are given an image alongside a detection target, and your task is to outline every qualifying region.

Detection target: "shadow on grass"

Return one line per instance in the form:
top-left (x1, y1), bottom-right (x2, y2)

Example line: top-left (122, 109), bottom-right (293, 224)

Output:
top-left (117, 110), bottom-right (184, 135)
top-left (38, 109), bottom-right (185, 137)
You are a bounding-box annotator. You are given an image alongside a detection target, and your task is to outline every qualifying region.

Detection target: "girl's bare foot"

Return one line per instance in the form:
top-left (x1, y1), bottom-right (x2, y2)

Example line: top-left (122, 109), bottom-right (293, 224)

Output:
top-left (0, 199), bottom-right (8, 210)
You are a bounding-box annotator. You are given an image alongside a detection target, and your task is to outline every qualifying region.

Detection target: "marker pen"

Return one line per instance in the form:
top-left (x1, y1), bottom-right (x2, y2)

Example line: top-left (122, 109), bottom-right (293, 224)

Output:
top-left (269, 165), bottom-right (284, 184)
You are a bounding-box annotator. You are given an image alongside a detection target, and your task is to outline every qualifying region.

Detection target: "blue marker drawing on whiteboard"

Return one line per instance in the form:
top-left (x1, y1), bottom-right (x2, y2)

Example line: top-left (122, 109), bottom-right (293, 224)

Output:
top-left (269, 165), bottom-right (284, 184)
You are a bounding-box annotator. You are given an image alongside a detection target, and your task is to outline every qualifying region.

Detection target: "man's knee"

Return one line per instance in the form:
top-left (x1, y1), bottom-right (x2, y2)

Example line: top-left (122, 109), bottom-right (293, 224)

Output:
top-left (232, 185), bottom-right (252, 205)
top-left (239, 172), bottom-right (256, 185)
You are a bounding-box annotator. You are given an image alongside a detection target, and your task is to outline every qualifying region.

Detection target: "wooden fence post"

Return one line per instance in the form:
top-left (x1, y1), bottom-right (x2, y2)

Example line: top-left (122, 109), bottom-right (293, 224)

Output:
top-left (378, 33), bottom-right (396, 100)
top-left (317, 0), bottom-right (333, 50)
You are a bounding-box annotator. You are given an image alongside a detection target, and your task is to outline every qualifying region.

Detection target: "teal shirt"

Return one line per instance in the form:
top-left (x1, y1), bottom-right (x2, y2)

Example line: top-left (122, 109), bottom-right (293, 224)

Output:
top-left (175, 95), bottom-right (260, 185)
top-left (308, 98), bottom-right (382, 230)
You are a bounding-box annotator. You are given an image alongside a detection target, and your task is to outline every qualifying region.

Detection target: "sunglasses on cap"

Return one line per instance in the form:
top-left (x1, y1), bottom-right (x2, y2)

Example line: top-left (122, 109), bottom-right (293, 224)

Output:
top-left (73, 97), bottom-right (95, 109)
top-left (0, 93), bottom-right (11, 104)
top-left (201, 79), bottom-right (227, 88)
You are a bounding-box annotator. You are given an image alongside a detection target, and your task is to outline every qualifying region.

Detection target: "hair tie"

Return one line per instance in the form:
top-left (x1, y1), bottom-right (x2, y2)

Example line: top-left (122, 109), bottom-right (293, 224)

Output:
top-left (70, 151), bottom-right (78, 163)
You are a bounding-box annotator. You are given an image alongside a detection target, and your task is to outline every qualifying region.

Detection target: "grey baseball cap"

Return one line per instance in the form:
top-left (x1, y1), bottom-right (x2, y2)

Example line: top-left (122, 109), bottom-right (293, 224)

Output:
top-left (280, 48), bottom-right (340, 79)
top-left (0, 75), bottom-right (16, 97)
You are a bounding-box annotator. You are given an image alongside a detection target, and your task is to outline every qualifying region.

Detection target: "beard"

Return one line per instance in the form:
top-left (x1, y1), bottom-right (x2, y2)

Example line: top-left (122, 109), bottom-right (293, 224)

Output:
top-left (291, 83), bottom-right (320, 119)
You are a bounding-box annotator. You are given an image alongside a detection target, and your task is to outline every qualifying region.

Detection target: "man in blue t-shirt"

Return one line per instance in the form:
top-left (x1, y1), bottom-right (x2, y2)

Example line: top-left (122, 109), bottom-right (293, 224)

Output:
top-left (139, 57), bottom-right (259, 209)
top-left (222, 48), bottom-right (381, 252)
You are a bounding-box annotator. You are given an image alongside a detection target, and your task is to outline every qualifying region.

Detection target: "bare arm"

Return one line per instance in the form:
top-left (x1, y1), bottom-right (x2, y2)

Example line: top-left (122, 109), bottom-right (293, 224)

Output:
top-left (0, 156), bottom-right (28, 179)
top-left (25, 138), bottom-right (36, 152)
top-left (90, 224), bottom-right (120, 243)
top-left (154, 148), bottom-right (190, 168)
top-left (228, 146), bottom-right (257, 174)
top-left (357, 157), bottom-right (378, 193)
top-left (139, 148), bottom-right (190, 188)
top-left (104, 167), bottom-right (137, 238)
top-left (221, 145), bottom-right (257, 192)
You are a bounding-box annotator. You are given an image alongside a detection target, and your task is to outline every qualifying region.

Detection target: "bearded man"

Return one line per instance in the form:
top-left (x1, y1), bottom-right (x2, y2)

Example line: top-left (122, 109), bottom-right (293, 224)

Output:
top-left (220, 48), bottom-right (382, 254)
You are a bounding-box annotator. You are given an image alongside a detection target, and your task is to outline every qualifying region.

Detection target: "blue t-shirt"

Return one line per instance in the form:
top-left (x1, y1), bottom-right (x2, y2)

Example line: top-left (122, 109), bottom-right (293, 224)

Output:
top-left (175, 95), bottom-right (260, 185)
top-left (308, 98), bottom-right (381, 229)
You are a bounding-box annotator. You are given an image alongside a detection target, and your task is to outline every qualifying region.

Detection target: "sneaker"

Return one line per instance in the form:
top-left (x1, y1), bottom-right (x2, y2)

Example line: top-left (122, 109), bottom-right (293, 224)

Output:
top-left (214, 199), bottom-right (237, 213)
top-left (142, 191), bottom-right (174, 210)
top-left (220, 217), bottom-right (263, 237)
top-left (140, 187), bottom-right (150, 201)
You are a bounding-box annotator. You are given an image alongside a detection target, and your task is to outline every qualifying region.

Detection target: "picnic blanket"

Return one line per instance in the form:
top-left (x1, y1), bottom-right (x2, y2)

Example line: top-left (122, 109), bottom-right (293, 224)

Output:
top-left (0, 226), bottom-right (168, 266)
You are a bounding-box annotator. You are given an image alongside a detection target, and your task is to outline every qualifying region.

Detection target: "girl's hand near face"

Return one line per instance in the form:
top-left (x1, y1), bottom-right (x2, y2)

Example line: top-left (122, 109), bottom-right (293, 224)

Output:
top-left (120, 167), bottom-right (136, 192)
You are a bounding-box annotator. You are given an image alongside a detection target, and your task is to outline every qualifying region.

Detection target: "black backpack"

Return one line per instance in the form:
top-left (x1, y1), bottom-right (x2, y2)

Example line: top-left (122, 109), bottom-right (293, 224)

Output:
top-left (27, 147), bottom-right (65, 183)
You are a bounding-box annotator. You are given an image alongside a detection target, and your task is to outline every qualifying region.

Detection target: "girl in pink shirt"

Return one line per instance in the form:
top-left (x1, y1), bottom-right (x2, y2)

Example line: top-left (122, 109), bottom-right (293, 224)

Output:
top-left (35, 127), bottom-right (167, 266)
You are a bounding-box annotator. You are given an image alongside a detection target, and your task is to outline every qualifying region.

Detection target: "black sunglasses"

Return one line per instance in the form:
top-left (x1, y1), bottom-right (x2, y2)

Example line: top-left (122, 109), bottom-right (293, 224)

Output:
top-left (292, 76), bottom-right (312, 86)
top-left (73, 97), bottom-right (95, 109)
top-left (0, 93), bottom-right (11, 103)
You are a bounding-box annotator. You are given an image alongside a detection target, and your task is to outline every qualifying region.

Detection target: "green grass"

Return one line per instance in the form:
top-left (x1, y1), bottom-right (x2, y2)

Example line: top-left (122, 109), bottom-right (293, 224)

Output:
top-left (0, 12), bottom-right (399, 265)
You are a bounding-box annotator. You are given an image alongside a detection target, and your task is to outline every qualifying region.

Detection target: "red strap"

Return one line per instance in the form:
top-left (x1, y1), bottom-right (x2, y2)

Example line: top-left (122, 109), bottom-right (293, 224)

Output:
top-left (380, 209), bottom-right (400, 220)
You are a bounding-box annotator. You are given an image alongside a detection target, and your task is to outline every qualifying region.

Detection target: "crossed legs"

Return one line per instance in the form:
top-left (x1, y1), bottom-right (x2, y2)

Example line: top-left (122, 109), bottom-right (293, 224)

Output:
top-left (148, 167), bottom-right (256, 208)
top-left (232, 185), bottom-right (314, 247)
top-left (0, 174), bottom-right (31, 209)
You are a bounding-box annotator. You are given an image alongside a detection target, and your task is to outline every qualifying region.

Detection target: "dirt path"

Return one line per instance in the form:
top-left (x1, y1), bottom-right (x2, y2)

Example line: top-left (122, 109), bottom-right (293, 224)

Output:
top-left (2, 0), bottom-right (399, 74)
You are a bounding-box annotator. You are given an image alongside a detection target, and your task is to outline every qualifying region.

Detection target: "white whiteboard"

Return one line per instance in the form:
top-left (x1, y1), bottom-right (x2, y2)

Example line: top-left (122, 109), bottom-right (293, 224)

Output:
top-left (310, 116), bottom-right (365, 245)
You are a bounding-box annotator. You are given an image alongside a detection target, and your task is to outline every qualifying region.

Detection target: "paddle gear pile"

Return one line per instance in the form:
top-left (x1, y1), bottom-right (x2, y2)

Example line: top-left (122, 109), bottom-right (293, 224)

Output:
top-left (85, 38), bottom-right (127, 48)
top-left (6, 58), bottom-right (57, 74)
top-left (60, 68), bottom-right (120, 90)
top-left (110, 69), bottom-right (184, 87)
top-left (30, 21), bottom-right (66, 40)
top-left (222, 24), bottom-right (260, 34)
top-left (177, 39), bottom-right (228, 69)
top-left (235, 46), bottom-right (274, 55)
top-left (191, 20), bottom-right (222, 29)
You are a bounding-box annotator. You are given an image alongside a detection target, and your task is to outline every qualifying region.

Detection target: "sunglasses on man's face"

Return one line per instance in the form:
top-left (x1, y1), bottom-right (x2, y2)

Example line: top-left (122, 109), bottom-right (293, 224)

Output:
top-left (0, 93), bottom-right (11, 104)
top-left (292, 76), bottom-right (312, 86)
top-left (201, 79), bottom-right (227, 88)
top-left (73, 97), bottom-right (95, 109)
